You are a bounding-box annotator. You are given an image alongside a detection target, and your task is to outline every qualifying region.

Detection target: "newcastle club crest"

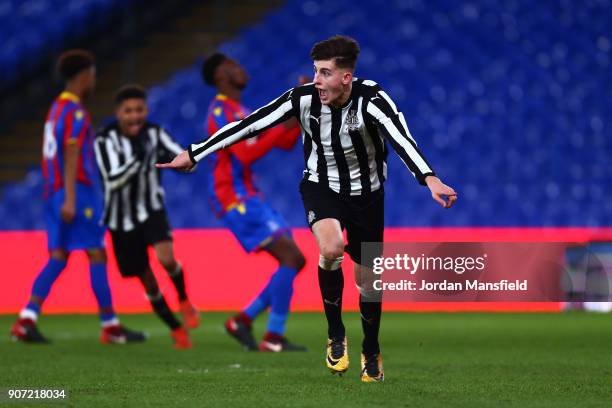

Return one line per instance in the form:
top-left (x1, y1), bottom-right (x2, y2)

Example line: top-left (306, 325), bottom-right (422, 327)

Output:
top-left (345, 109), bottom-right (360, 132)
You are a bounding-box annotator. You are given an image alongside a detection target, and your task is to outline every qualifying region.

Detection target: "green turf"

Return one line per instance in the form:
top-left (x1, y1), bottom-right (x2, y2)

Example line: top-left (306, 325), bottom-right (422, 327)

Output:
top-left (1, 312), bottom-right (611, 407)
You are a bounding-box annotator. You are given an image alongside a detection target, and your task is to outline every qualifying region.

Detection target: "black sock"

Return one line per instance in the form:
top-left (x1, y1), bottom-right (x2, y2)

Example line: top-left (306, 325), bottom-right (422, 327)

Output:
top-left (149, 293), bottom-right (181, 330)
top-left (360, 294), bottom-right (382, 355)
top-left (318, 266), bottom-right (345, 340)
top-left (168, 264), bottom-right (187, 301)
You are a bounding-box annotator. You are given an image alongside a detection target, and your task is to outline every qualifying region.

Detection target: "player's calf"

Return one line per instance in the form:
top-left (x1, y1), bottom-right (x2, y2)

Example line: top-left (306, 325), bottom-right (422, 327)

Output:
top-left (356, 280), bottom-right (383, 380)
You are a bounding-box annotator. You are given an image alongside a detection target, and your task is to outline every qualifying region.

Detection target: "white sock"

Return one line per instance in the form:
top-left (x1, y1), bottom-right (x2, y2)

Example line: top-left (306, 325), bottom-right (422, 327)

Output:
top-left (19, 308), bottom-right (38, 321)
top-left (101, 317), bottom-right (120, 328)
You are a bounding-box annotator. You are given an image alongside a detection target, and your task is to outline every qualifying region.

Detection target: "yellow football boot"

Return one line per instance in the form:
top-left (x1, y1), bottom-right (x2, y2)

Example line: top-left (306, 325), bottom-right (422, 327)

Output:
top-left (326, 337), bottom-right (349, 375)
top-left (360, 353), bottom-right (384, 382)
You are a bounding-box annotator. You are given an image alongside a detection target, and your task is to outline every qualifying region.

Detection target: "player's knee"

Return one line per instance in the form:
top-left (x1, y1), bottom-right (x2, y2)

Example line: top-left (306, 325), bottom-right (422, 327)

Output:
top-left (319, 241), bottom-right (344, 261)
top-left (166, 261), bottom-right (182, 277)
top-left (145, 290), bottom-right (162, 302)
top-left (158, 255), bottom-right (177, 272)
top-left (319, 241), bottom-right (344, 270)
top-left (288, 251), bottom-right (306, 272)
top-left (295, 252), bottom-right (306, 272)
top-left (87, 248), bottom-right (107, 263)
top-left (277, 245), bottom-right (306, 271)
top-left (319, 254), bottom-right (344, 271)
top-left (49, 249), bottom-right (68, 261)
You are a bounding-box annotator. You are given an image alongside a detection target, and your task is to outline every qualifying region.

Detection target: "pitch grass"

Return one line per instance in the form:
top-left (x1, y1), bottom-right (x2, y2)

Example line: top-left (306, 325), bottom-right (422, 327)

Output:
top-left (1, 312), bottom-right (611, 407)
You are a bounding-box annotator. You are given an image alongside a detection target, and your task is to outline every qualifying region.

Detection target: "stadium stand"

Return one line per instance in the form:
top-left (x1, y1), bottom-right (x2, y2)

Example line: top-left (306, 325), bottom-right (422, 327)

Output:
top-left (0, 0), bottom-right (281, 183)
top-left (0, 0), bottom-right (127, 88)
top-left (0, 0), bottom-right (610, 229)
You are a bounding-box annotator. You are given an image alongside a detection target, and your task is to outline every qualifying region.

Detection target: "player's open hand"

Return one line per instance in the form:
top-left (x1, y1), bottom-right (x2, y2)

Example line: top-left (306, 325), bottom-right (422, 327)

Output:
top-left (60, 200), bottom-right (76, 223)
top-left (156, 151), bottom-right (194, 171)
top-left (425, 176), bottom-right (457, 209)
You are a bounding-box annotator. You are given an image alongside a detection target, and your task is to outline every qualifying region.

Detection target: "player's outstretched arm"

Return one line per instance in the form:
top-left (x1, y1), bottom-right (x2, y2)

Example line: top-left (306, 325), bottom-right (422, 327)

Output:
top-left (365, 85), bottom-right (436, 185)
top-left (425, 175), bottom-right (457, 209)
top-left (185, 88), bottom-right (296, 166)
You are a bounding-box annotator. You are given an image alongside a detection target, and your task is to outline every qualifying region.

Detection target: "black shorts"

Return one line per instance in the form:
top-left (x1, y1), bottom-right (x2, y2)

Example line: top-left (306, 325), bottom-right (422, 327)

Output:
top-left (299, 180), bottom-right (384, 266)
top-left (109, 211), bottom-right (173, 277)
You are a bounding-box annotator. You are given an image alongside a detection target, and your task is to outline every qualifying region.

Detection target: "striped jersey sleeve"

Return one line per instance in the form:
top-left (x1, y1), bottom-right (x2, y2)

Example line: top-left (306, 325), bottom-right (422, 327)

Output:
top-left (363, 81), bottom-right (435, 185)
top-left (157, 127), bottom-right (184, 163)
top-left (188, 88), bottom-right (298, 163)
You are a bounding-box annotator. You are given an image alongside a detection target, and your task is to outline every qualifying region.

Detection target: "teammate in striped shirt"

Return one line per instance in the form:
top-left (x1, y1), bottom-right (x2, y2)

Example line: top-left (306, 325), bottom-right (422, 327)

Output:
top-left (94, 85), bottom-right (197, 349)
top-left (202, 54), bottom-right (307, 352)
top-left (11, 50), bottom-right (144, 344)
top-left (159, 36), bottom-right (457, 381)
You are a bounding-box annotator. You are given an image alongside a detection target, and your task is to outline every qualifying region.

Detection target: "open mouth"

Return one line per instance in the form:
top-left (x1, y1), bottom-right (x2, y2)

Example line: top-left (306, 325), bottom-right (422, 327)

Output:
top-left (126, 122), bottom-right (142, 134)
top-left (318, 89), bottom-right (328, 100)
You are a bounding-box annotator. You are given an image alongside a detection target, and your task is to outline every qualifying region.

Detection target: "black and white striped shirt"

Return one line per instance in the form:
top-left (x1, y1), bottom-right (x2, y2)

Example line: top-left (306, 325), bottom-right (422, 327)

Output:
top-left (188, 79), bottom-right (435, 196)
top-left (94, 122), bottom-right (184, 231)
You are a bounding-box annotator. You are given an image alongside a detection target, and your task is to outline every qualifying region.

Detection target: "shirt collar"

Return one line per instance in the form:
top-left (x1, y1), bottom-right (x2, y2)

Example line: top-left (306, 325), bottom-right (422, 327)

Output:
top-left (59, 91), bottom-right (80, 103)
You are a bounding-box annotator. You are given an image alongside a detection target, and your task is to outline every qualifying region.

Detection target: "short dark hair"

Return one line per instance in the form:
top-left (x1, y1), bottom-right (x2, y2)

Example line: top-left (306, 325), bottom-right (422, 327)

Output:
top-left (310, 35), bottom-right (360, 70)
top-left (114, 84), bottom-right (147, 105)
top-left (56, 49), bottom-right (95, 81)
top-left (202, 53), bottom-right (228, 85)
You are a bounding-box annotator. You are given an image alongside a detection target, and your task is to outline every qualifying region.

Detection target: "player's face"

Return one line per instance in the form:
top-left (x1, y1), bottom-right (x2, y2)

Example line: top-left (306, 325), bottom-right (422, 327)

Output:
top-left (313, 59), bottom-right (352, 106)
top-left (220, 59), bottom-right (249, 90)
top-left (116, 98), bottom-right (148, 137)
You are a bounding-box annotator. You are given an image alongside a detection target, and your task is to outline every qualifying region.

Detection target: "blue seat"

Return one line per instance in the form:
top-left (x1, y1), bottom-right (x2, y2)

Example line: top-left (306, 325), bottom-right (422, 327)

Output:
top-left (2, 0), bottom-right (611, 230)
top-left (0, 0), bottom-right (128, 89)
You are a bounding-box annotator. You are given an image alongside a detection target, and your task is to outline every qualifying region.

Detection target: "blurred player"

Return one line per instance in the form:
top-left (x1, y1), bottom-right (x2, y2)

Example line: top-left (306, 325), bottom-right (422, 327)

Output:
top-left (10, 50), bottom-right (145, 344)
top-left (94, 85), bottom-right (198, 349)
top-left (201, 54), bottom-right (307, 352)
top-left (160, 36), bottom-right (458, 381)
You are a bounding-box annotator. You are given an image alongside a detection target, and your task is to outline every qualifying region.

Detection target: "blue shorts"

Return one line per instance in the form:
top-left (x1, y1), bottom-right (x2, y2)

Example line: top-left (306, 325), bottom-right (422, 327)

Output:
top-left (220, 196), bottom-right (290, 253)
top-left (44, 184), bottom-right (105, 251)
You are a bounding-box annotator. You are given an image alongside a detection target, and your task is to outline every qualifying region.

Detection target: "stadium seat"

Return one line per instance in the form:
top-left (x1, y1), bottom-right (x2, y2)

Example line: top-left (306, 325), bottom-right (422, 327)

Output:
top-left (0, 0), bottom-right (131, 89)
top-left (1, 0), bottom-right (610, 229)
